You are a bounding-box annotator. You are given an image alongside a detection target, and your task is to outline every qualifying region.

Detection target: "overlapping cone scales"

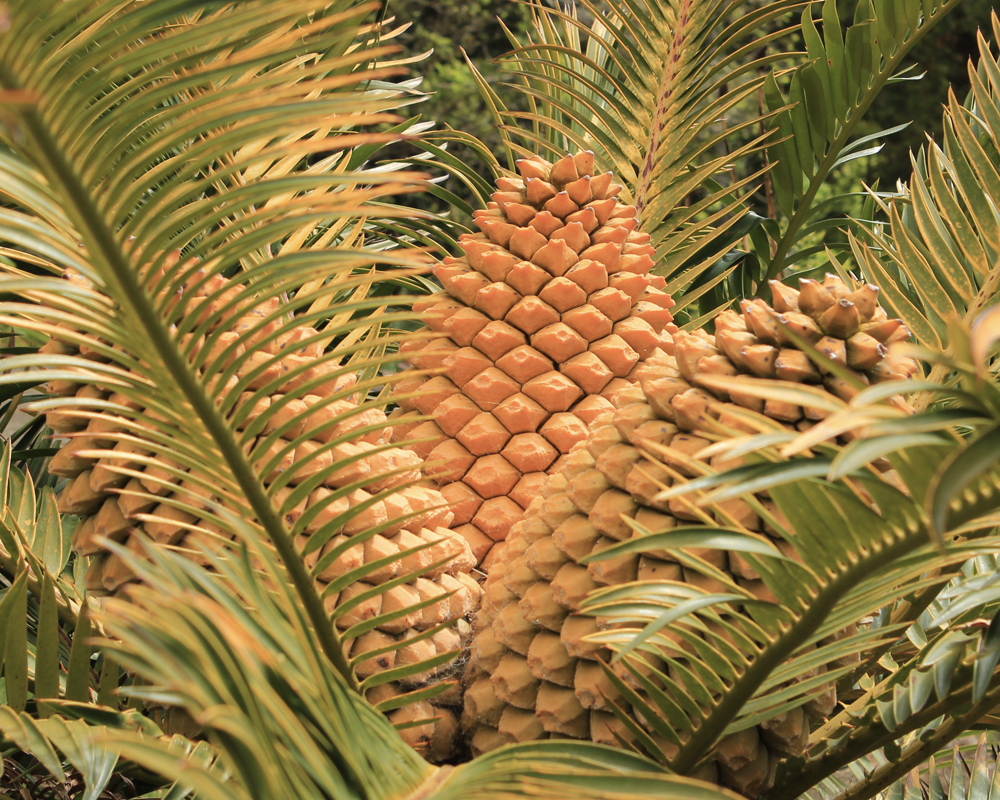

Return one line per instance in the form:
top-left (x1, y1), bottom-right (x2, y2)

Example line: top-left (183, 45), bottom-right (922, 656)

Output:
top-left (462, 276), bottom-right (915, 796)
top-left (391, 153), bottom-right (676, 567)
top-left (42, 261), bottom-right (482, 760)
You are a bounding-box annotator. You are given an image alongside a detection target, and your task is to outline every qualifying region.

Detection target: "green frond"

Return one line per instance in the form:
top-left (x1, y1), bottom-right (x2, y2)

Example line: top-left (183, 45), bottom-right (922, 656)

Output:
top-left (613, 313), bottom-right (1000, 798)
top-left (760, 0), bottom-right (966, 282)
top-left (95, 534), bottom-right (432, 800)
top-left (431, 742), bottom-right (744, 800)
top-left (0, 440), bottom-right (195, 795)
top-left (0, 706), bottom-right (198, 800)
top-left (860, 734), bottom-right (1000, 800)
top-left (79, 525), bottom-right (743, 800)
top-left (773, 554), bottom-right (1000, 800)
top-left (0, 0), bottom-right (474, 697)
top-left (0, 442), bottom-right (91, 676)
top-left (578, 464), bottom-right (1000, 769)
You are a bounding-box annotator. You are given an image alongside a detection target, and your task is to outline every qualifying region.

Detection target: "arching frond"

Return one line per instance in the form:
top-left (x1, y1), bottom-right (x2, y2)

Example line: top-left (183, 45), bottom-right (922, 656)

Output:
top-left (95, 530), bottom-right (743, 800)
top-left (605, 312), bottom-right (1000, 799)
top-left (0, 705), bottom-right (213, 800)
top-left (0, 0), bottom-right (467, 700)
top-left (872, 734), bottom-right (1000, 800)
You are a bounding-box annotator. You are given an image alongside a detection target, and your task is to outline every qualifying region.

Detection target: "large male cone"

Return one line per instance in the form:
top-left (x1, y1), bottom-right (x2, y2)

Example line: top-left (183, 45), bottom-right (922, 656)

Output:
top-left (390, 152), bottom-right (676, 568)
top-left (39, 261), bottom-right (482, 761)
top-left (460, 275), bottom-right (916, 795)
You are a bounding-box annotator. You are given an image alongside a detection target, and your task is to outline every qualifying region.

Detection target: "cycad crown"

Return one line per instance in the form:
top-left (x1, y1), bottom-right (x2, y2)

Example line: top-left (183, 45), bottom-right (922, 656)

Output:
top-left (391, 152), bottom-right (676, 568)
top-left (42, 259), bottom-right (482, 759)
top-left (461, 276), bottom-right (916, 796)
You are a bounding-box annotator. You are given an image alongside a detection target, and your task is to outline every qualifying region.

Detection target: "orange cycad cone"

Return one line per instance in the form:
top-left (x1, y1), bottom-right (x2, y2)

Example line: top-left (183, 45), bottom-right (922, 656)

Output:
top-left (391, 152), bottom-right (676, 568)
top-left (461, 276), bottom-right (916, 796)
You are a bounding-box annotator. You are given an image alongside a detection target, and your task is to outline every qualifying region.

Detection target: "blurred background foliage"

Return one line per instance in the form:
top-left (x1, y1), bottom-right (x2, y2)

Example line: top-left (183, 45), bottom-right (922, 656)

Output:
top-left (391, 0), bottom-right (530, 162)
top-left (390, 0), bottom-right (998, 222)
top-left (864, 0), bottom-right (998, 185)
top-left (385, 0), bottom-right (529, 217)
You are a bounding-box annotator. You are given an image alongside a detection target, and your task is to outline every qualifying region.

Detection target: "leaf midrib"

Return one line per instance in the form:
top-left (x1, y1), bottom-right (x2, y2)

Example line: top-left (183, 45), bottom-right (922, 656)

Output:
top-left (0, 60), bottom-right (360, 692)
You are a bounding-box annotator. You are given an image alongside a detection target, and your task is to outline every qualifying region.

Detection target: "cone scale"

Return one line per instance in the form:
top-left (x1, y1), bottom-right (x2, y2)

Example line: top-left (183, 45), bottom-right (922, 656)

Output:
top-left (391, 152), bottom-right (676, 568)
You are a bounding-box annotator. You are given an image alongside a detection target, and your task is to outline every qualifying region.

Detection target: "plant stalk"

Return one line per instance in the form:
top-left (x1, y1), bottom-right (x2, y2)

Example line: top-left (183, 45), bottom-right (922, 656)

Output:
top-left (773, 659), bottom-right (1000, 799)
top-left (635, 0), bottom-right (692, 213)
top-left (830, 687), bottom-right (1000, 800)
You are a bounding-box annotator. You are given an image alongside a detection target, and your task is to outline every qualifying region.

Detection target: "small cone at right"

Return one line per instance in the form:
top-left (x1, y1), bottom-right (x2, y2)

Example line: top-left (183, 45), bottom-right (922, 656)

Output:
top-left (462, 276), bottom-right (916, 797)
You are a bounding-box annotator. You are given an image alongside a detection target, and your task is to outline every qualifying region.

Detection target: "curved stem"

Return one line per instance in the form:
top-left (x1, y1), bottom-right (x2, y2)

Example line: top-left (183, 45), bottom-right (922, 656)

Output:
top-left (635, 0), bottom-right (692, 213)
top-left (774, 669), bottom-right (993, 800)
top-left (0, 74), bottom-right (359, 692)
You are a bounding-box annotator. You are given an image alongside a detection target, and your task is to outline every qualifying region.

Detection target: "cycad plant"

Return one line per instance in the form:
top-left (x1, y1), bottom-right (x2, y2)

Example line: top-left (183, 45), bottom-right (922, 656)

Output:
top-left (3, 1), bottom-right (1000, 800)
